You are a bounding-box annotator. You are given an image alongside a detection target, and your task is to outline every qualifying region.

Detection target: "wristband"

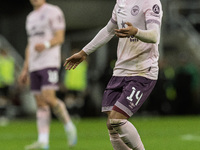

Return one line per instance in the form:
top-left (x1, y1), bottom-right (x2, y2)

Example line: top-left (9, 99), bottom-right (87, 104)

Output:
top-left (44, 41), bottom-right (51, 49)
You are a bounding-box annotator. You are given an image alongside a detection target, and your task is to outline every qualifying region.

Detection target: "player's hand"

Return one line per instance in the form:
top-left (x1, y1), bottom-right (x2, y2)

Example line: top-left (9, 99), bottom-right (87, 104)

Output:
top-left (63, 50), bottom-right (87, 70)
top-left (115, 22), bottom-right (138, 38)
top-left (18, 69), bottom-right (29, 87)
top-left (35, 43), bottom-right (46, 52)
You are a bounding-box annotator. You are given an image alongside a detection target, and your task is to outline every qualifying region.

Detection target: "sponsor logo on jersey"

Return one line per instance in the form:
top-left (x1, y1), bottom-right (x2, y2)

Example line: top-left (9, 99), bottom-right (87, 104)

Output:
top-left (131, 5), bottom-right (140, 16)
top-left (28, 31), bottom-right (45, 37)
top-left (153, 4), bottom-right (160, 14)
top-left (128, 36), bottom-right (139, 42)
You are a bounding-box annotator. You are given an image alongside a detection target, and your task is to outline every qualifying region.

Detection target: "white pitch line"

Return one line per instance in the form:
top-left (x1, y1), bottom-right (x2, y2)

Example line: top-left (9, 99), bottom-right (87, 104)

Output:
top-left (181, 134), bottom-right (200, 142)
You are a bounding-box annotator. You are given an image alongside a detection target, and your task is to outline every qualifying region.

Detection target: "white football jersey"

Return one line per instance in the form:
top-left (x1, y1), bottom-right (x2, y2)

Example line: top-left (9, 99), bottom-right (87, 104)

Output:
top-left (112, 0), bottom-right (163, 80)
top-left (26, 3), bottom-right (65, 72)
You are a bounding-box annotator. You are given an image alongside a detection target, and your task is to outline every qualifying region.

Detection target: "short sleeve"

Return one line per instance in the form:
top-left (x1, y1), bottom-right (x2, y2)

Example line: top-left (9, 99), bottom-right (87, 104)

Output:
top-left (143, 0), bottom-right (163, 27)
top-left (49, 6), bottom-right (66, 31)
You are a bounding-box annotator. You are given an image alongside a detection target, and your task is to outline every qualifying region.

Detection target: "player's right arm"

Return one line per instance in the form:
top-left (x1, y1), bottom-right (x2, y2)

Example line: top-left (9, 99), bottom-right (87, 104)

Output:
top-left (63, 20), bottom-right (117, 70)
top-left (18, 44), bottom-right (29, 86)
top-left (82, 20), bottom-right (118, 55)
top-left (63, 4), bottom-right (118, 70)
top-left (63, 50), bottom-right (87, 70)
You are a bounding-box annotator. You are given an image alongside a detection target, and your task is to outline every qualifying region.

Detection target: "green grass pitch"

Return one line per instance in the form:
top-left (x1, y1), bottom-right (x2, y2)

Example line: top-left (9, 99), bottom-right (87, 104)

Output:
top-left (0, 116), bottom-right (200, 150)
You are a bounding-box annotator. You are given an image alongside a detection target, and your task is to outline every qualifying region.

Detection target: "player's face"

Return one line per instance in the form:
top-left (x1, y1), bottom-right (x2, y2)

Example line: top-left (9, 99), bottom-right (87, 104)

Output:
top-left (29, 0), bottom-right (46, 9)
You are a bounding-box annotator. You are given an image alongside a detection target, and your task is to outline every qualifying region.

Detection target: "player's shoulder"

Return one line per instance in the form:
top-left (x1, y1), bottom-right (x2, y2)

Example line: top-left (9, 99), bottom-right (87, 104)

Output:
top-left (142, 0), bottom-right (162, 11)
top-left (144, 0), bottom-right (162, 5)
top-left (26, 10), bottom-right (34, 20)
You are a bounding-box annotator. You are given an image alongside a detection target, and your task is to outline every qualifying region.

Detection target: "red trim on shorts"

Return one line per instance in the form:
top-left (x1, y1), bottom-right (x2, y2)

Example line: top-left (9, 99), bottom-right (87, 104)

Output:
top-left (113, 105), bottom-right (130, 118)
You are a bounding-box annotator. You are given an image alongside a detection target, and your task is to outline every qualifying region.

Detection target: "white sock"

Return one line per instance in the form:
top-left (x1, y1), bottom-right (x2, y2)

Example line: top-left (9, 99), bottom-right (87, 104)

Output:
top-left (110, 119), bottom-right (144, 150)
top-left (108, 129), bottom-right (132, 150)
top-left (38, 133), bottom-right (49, 144)
top-left (36, 106), bottom-right (50, 144)
top-left (52, 99), bottom-right (71, 124)
top-left (64, 120), bottom-right (77, 146)
top-left (64, 120), bottom-right (75, 132)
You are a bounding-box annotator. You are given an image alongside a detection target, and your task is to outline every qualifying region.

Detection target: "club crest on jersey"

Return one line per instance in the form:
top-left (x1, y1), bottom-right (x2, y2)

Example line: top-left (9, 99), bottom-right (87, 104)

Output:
top-left (153, 4), bottom-right (160, 14)
top-left (131, 5), bottom-right (140, 16)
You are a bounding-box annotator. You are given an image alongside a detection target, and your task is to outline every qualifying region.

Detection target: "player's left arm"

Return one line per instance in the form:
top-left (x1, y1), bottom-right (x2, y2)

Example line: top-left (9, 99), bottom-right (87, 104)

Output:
top-left (115, 1), bottom-right (163, 43)
top-left (35, 29), bottom-right (65, 52)
top-left (49, 29), bottom-right (65, 46)
top-left (115, 22), bottom-right (159, 43)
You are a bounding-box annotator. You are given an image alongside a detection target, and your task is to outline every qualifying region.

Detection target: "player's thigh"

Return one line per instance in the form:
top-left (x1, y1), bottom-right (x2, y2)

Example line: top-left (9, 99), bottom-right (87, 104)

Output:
top-left (40, 68), bottom-right (60, 91)
top-left (41, 89), bottom-right (57, 106)
top-left (39, 67), bottom-right (59, 105)
top-left (109, 110), bottom-right (128, 119)
top-left (34, 93), bottom-right (48, 107)
top-left (114, 76), bottom-right (157, 117)
top-left (30, 71), bottom-right (42, 93)
top-left (102, 76), bottom-right (124, 112)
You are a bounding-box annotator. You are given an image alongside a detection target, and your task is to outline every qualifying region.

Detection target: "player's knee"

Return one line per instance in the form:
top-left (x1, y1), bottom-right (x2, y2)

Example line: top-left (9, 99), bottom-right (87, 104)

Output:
top-left (109, 119), bottom-right (127, 128)
top-left (109, 109), bottom-right (129, 120)
top-left (106, 119), bottom-right (113, 130)
top-left (34, 94), bottom-right (47, 107)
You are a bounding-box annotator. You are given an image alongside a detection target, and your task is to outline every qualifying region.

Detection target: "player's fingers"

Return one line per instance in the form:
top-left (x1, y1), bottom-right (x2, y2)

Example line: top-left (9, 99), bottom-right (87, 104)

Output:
top-left (121, 28), bottom-right (129, 32)
top-left (63, 56), bottom-right (74, 67)
top-left (72, 61), bottom-right (81, 70)
top-left (64, 61), bottom-right (73, 70)
top-left (72, 64), bottom-right (78, 70)
top-left (63, 60), bottom-right (68, 67)
top-left (115, 29), bottom-right (129, 33)
top-left (115, 32), bottom-right (128, 38)
top-left (116, 35), bottom-right (127, 38)
top-left (125, 22), bottom-right (132, 26)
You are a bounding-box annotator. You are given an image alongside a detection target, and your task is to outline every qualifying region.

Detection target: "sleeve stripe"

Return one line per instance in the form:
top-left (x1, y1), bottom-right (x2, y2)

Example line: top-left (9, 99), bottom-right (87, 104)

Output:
top-left (146, 19), bottom-right (161, 26)
top-left (111, 18), bottom-right (117, 24)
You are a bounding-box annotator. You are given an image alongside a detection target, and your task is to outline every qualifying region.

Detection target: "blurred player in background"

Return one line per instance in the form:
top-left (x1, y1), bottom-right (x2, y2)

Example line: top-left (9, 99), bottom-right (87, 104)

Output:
top-left (0, 48), bottom-right (15, 126)
top-left (64, 0), bottom-right (163, 149)
top-left (19, 0), bottom-right (77, 149)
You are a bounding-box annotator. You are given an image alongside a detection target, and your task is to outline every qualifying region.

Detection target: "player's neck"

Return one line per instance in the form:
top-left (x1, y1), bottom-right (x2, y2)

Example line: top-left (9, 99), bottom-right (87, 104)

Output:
top-left (33, 2), bottom-right (46, 10)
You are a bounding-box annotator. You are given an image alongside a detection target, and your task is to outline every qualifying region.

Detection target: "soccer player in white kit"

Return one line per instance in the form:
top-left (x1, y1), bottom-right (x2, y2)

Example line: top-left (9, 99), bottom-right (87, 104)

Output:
top-left (19, 0), bottom-right (77, 149)
top-left (64, 0), bottom-right (162, 149)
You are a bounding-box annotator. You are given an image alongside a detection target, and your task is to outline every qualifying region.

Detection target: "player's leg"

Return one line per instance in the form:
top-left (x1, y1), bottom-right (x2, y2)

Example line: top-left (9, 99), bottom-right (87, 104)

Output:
top-left (25, 94), bottom-right (50, 150)
top-left (25, 97), bottom-right (50, 150)
top-left (40, 67), bottom-right (77, 146)
top-left (108, 76), bottom-right (156, 150)
top-left (42, 88), bottom-right (77, 147)
top-left (102, 77), bottom-right (133, 150)
top-left (106, 112), bottom-right (132, 150)
top-left (35, 94), bottom-right (50, 146)
top-left (25, 71), bottom-right (50, 150)
top-left (102, 76), bottom-right (156, 150)
top-left (108, 110), bottom-right (144, 150)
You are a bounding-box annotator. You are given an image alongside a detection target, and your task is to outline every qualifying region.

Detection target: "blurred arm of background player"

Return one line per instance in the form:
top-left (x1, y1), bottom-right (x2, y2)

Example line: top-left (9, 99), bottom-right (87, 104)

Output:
top-left (18, 29), bottom-right (65, 86)
top-left (18, 45), bottom-right (29, 87)
top-left (35, 30), bottom-right (65, 52)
